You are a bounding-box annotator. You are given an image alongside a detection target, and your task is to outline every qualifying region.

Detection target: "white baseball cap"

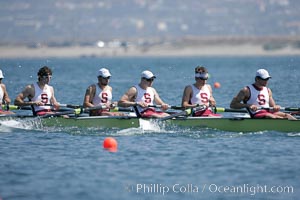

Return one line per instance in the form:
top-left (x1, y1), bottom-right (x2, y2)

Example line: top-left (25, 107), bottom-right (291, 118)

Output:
top-left (141, 70), bottom-right (156, 79)
top-left (98, 68), bottom-right (111, 78)
top-left (256, 69), bottom-right (271, 79)
top-left (0, 70), bottom-right (4, 78)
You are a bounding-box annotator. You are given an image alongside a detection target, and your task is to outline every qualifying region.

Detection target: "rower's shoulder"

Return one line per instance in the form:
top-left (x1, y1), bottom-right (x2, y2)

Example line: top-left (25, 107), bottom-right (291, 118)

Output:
top-left (24, 83), bottom-right (35, 90)
top-left (0, 83), bottom-right (5, 89)
top-left (183, 84), bottom-right (193, 91)
top-left (87, 83), bottom-right (96, 88)
top-left (205, 83), bottom-right (212, 89)
top-left (235, 86), bottom-right (250, 98)
top-left (123, 86), bottom-right (137, 96)
top-left (242, 86), bottom-right (250, 93)
top-left (86, 84), bottom-right (96, 91)
top-left (106, 85), bottom-right (113, 91)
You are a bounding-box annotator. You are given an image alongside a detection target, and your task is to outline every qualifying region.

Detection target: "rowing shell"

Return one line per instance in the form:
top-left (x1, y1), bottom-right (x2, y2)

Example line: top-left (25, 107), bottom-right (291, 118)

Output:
top-left (172, 117), bottom-right (299, 132)
top-left (1, 115), bottom-right (298, 132)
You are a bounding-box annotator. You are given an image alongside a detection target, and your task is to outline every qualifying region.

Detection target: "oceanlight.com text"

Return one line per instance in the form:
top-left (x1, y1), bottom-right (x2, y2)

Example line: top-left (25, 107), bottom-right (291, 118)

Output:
top-left (130, 183), bottom-right (294, 196)
top-left (207, 184), bottom-right (294, 196)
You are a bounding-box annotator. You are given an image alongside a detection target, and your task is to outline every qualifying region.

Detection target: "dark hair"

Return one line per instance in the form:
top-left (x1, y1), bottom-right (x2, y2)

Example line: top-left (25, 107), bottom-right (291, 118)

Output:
top-left (195, 66), bottom-right (208, 73)
top-left (37, 66), bottom-right (52, 77)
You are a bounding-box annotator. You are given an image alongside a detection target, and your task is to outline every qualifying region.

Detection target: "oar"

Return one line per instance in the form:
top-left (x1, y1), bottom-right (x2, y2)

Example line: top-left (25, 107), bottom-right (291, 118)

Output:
top-left (3, 104), bottom-right (72, 112)
top-left (152, 105), bottom-right (248, 113)
top-left (148, 105), bottom-right (183, 110)
top-left (215, 107), bottom-right (248, 113)
top-left (52, 104), bottom-right (133, 112)
top-left (40, 104), bottom-right (135, 118)
top-left (41, 105), bottom-right (106, 118)
top-left (50, 103), bottom-right (82, 109)
top-left (132, 105), bottom-right (142, 118)
top-left (249, 106), bottom-right (300, 112)
top-left (4, 104), bottom-right (61, 110)
top-left (215, 107), bottom-right (300, 113)
top-left (7, 103), bottom-right (133, 112)
top-left (132, 104), bottom-right (178, 118)
top-left (273, 107), bottom-right (300, 112)
top-left (159, 108), bottom-right (192, 121)
top-left (110, 107), bottom-right (133, 112)
top-left (2, 105), bottom-right (32, 111)
top-left (159, 104), bottom-right (213, 121)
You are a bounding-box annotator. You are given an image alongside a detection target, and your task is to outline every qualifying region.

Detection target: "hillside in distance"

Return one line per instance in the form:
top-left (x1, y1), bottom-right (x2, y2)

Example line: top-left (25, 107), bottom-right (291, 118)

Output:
top-left (1, 0), bottom-right (300, 47)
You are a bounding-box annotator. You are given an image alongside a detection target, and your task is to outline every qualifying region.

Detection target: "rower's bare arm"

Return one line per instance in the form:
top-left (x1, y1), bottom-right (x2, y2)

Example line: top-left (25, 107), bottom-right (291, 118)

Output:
top-left (50, 86), bottom-right (59, 110)
top-left (1, 84), bottom-right (11, 104)
top-left (153, 89), bottom-right (168, 110)
top-left (118, 87), bottom-right (137, 107)
top-left (208, 85), bottom-right (216, 107)
top-left (230, 88), bottom-right (250, 109)
top-left (181, 86), bottom-right (193, 108)
top-left (268, 89), bottom-right (280, 111)
top-left (83, 85), bottom-right (95, 108)
top-left (209, 96), bottom-right (216, 107)
top-left (14, 85), bottom-right (35, 106)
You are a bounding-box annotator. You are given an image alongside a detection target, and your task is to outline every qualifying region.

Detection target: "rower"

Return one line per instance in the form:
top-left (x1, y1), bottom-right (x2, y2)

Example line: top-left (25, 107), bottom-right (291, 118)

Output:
top-left (181, 66), bottom-right (221, 117)
top-left (83, 68), bottom-right (124, 116)
top-left (14, 66), bottom-right (61, 116)
top-left (118, 70), bottom-right (169, 118)
top-left (0, 69), bottom-right (14, 114)
top-left (230, 68), bottom-right (297, 120)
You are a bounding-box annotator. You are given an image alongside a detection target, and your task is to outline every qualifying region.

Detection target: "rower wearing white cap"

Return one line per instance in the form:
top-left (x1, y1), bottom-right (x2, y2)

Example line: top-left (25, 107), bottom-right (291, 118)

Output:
top-left (118, 70), bottom-right (169, 118)
top-left (181, 66), bottom-right (220, 117)
top-left (83, 68), bottom-right (123, 116)
top-left (0, 69), bottom-right (14, 114)
top-left (230, 68), bottom-right (296, 120)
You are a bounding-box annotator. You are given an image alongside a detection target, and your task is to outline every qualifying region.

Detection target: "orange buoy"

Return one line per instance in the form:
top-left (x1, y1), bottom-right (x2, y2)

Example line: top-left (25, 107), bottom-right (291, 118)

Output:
top-left (103, 137), bottom-right (118, 152)
top-left (214, 82), bottom-right (221, 88)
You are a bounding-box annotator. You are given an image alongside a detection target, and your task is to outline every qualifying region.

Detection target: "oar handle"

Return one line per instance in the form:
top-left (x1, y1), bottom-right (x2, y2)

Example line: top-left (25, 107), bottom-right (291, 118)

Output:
top-left (2, 105), bottom-right (32, 111)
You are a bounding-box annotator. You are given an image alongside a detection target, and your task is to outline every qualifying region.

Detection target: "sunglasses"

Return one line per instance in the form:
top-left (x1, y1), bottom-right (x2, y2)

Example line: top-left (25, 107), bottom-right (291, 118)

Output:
top-left (143, 77), bottom-right (155, 82)
top-left (259, 77), bottom-right (270, 81)
top-left (145, 78), bottom-right (154, 82)
top-left (42, 75), bottom-right (52, 79)
top-left (196, 77), bottom-right (208, 80)
top-left (99, 76), bottom-right (110, 79)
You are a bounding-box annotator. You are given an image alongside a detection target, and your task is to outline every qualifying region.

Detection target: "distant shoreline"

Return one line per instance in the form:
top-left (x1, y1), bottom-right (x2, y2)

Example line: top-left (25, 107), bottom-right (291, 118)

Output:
top-left (1, 43), bottom-right (300, 59)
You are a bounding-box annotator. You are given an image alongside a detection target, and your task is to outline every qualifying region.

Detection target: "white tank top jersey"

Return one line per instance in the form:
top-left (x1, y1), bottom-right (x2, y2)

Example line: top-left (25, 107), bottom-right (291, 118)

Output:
top-left (32, 82), bottom-right (52, 112)
top-left (92, 83), bottom-right (112, 106)
top-left (190, 84), bottom-right (211, 106)
top-left (135, 84), bottom-right (155, 112)
top-left (0, 86), bottom-right (3, 105)
top-left (245, 84), bottom-right (270, 115)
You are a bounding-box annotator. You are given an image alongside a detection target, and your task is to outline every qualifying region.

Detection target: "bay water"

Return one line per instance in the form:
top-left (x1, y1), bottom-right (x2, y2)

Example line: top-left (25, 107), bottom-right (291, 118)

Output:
top-left (0, 56), bottom-right (299, 200)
